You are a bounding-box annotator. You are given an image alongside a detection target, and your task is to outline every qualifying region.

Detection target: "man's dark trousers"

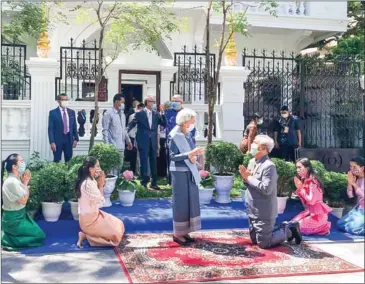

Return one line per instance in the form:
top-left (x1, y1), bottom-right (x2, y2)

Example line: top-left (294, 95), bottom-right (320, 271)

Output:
top-left (53, 133), bottom-right (72, 163)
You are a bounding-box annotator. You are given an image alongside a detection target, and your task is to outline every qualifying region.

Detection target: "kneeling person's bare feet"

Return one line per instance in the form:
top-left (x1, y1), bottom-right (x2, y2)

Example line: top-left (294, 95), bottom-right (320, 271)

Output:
top-left (77, 231), bottom-right (86, 248)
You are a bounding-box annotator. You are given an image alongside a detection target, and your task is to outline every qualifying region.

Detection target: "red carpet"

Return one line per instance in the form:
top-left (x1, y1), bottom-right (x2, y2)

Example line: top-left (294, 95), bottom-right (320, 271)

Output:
top-left (114, 230), bottom-right (363, 283)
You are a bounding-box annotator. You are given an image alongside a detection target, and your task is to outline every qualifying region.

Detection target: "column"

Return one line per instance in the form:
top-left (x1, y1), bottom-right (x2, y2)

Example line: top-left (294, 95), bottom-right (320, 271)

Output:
top-left (360, 75), bottom-right (364, 90)
top-left (106, 66), bottom-right (120, 103)
top-left (160, 60), bottom-right (177, 103)
top-left (219, 66), bottom-right (251, 145)
top-left (27, 58), bottom-right (59, 161)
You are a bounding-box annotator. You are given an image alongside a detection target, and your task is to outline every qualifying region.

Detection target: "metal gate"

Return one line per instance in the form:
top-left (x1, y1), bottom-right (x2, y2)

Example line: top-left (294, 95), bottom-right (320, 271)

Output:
top-left (1, 43), bottom-right (31, 100)
top-left (243, 49), bottom-right (364, 171)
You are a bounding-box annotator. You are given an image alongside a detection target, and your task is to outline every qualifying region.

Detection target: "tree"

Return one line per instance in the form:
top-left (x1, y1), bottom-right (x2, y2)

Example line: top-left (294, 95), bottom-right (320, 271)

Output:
top-left (204, 0), bottom-right (277, 144)
top-left (72, 1), bottom-right (182, 152)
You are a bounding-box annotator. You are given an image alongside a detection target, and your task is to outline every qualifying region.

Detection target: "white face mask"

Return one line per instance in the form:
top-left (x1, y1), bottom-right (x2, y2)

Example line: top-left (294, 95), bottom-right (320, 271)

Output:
top-left (250, 144), bottom-right (258, 156)
top-left (187, 124), bottom-right (195, 132)
top-left (119, 103), bottom-right (125, 111)
top-left (281, 113), bottom-right (289, 118)
top-left (257, 119), bottom-right (263, 125)
top-left (60, 101), bottom-right (69, 108)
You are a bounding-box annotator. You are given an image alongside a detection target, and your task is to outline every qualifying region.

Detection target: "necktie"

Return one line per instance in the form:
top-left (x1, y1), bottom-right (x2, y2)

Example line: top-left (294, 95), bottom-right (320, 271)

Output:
top-left (63, 109), bottom-right (68, 134)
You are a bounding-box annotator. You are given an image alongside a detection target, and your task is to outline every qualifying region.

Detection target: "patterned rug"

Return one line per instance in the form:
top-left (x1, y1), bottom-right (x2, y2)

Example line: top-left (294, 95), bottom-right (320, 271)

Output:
top-left (114, 230), bottom-right (364, 283)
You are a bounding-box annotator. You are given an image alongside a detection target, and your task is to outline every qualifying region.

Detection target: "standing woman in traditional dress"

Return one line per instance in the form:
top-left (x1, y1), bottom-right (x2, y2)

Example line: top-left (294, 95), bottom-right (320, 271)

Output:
top-left (240, 113), bottom-right (263, 154)
top-left (1, 154), bottom-right (45, 251)
top-left (291, 158), bottom-right (332, 235)
top-left (168, 108), bottom-right (204, 245)
top-left (337, 156), bottom-right (364, 236)
top-left (76, 156), bottom-right (125, 248)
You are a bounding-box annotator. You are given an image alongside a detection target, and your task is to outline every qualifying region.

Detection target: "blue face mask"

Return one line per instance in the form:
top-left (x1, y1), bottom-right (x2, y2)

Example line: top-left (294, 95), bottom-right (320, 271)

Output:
top-left (17, 162), bottom-right (26, 174)
top-left (171, 102), bottom-right (180, 110)
top-left (152, 104), bottom-right (157, 111)
top-left (119, 103), bottom-right (125, 111)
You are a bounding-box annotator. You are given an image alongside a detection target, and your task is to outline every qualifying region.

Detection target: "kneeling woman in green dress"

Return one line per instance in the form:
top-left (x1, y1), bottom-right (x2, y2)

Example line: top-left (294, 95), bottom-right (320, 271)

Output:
top-left (1, 153), bottom-right (45, 251)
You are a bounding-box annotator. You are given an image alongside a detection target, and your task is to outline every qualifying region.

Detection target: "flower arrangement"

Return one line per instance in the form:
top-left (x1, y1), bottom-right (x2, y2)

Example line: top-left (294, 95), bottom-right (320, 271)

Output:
top-left (199, 170), bottom-right (214, 189)
top-left (118, 170), bottom-right (137, 192)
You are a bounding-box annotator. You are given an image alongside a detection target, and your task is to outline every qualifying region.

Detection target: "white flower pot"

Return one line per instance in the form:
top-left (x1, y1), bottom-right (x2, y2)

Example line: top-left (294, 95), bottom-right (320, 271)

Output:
top-left (69, 200), bottom-right (79, 221)
top-left (240, 189), bottom-right (247, 202)
top-left (330, 207), bottom-right (344, 219)
top-left (213, 175), bottom-right (234, 204)
top-left (118, 190), bottom-right (136, 207)
top-left (277, 196), bottom-right (289, 214)
top-left (41, 201), bottom-right (63, 222)
top-left (103, 175), bottom-right (118, 207)
top-left (199, 188), bottom-right (214, 204)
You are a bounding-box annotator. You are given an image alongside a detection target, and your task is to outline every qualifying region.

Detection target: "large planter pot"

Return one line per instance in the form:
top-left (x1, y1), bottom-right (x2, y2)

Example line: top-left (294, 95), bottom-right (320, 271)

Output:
top-left (118, 190), bottom-right (136, 207)
top-left (41, 201), bottom-right (63, 222)
top-left (330, 207), bottom-right (344, 219)
top-left (277, 196), bottom-right (289, 214)
top-left (213, 175), bottom-right (234, 204)
top-left (199, 188), bottom-right (214, 204)
top-left (69, 200), bottom-right (79, 221)
top-left (103, 175), bottom-right (118, 207)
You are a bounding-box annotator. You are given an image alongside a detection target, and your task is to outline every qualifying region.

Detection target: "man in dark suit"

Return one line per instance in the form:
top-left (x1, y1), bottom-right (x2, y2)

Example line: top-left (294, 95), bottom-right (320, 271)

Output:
top-left (128, 95), bottom-right (167, 190)
top-left (239, 134), bottom-right (302, 249)
top-left (48, 93), bottom-right (79, 162)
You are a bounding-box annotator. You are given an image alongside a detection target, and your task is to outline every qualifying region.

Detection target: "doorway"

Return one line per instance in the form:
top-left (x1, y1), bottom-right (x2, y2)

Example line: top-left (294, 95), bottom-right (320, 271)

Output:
top-left (121, 84), bottom-right (143, 111)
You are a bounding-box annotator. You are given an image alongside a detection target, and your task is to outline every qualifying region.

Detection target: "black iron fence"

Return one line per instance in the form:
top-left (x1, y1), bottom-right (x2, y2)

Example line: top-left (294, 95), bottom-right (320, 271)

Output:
top-left (55, 38), bottom-right (107, 101)
top-left (170, 45), bottom-right (219, 103)
top-left (243, 49), bottom-right (364, 150)
top-left (1, 43), bottom-right (31, 100)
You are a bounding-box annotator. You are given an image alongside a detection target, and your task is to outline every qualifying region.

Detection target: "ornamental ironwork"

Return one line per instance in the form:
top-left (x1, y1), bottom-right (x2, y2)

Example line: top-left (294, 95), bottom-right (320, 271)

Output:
top-left (55, 38), bottom-right (107, 101)
top-left (1, 43), bottom-right (31, 100)
top-left (243, 49), bottom-right (364, 149)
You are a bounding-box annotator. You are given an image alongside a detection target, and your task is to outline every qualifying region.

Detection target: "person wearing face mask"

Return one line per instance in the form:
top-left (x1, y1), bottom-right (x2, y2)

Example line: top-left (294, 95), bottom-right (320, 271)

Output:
top-left (127, 102), bottom-right (145, 175)
top-left (240, 113), bottom-right (263, 154)
top-left (102, 94), bottom-right (133, 175)
top-left (291, 158), bottom-right (331, 236)
top-left (239, 135), bottom-right (302, 249)
top-left (48, 93), bottom-right (79, 163)
top-left (273, 106), bottom-right (302, 162)
top-left (157, 101), bottom-right (172, 178)
top-left (168, 108), bottom-right (204, 245)
top-left (1, 154), bottom-right (46, 251)
top-left (337, 156), bottom-right (364, 236)
top-left (128, 95), bottom-right (167, 190)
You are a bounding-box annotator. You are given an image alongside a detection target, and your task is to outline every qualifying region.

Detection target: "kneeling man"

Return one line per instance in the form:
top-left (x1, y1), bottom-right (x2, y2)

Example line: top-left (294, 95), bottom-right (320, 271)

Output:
top-left (239, 134), bottom-right (302, 249)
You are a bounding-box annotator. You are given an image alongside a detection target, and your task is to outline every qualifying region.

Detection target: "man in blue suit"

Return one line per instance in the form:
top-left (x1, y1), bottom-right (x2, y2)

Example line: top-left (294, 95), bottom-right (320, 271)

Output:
top-left (48, 93), bottom-right (79, 162)
top-left (128, 95), bottom-right (167, 190)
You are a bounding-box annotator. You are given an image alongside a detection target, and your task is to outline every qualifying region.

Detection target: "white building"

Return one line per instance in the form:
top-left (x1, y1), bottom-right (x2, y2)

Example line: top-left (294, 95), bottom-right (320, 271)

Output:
top-left (1, 1), bottom-right (352, 163)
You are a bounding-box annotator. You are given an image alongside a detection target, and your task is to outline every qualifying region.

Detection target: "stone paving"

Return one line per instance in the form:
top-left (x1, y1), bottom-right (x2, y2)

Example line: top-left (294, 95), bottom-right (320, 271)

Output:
top-left (1, 241), bottom-right (364, 283)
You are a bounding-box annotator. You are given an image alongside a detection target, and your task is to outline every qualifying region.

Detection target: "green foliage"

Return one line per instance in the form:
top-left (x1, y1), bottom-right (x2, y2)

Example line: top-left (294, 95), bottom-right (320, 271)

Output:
top-left (67, 155), bottom-right (88, 169)
top-left (206, 142), bottom-right (242, 175)
top-left (63, 163), bottom-right (81, 201)
top-left (343, 1), bottom-right (365, 38)
top-left (26, 171), bottom-right (42, 211)
top-left (311, 160), bottom-right (327, 181)
top-left (322, 171), bottom-right (347, 207)
top-left (32, 163), bottom-right (68, 202)
top-left (28, 151), bottom-right (47, 172)
top-left (118, 179), bottom-right (137, 192)
top-left (89, 143), bottom-right (120, 175)
top-left (271, 158), bottom-right (296, 197)
top-left (200, 175), bottom-right (214, 189)
top-left (242, 153), bottom-right (253, 168)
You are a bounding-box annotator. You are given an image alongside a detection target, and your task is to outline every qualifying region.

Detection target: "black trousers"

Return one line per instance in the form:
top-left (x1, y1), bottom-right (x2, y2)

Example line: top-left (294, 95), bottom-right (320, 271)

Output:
top-left (126, 138), bottom-right (137, 174)
top-left (279, 145), bottom-right (297, 162)
top-left (53, 133), bottom-right (73, 163)
top-left (139, 140), bottom-right (158, 187)
top-left (157, 138), bottom-right (167, 177)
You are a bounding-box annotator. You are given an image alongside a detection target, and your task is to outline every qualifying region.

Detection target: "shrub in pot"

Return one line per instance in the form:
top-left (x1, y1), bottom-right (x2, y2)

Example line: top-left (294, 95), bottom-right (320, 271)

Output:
top-left (35, 163), bottom-right (67, 222)
top-left (206, 142), bottom-right (242, 204)
top-left (89, 143), bottom-right (121, 207)
top-left (198, 170), bottom-right (215, 204)
top-left (26, 172), bottom-right (42, 219)
top-left (323, 171), bottom-right (347, 218)
top-left (271, 158), bottom-right (296, 214)
top-left (117, 170), bottom-right (137, 207)
top-left (64, 163), bottom-right (81, 221)
top-left (67, 155), bottom-right (87, 169)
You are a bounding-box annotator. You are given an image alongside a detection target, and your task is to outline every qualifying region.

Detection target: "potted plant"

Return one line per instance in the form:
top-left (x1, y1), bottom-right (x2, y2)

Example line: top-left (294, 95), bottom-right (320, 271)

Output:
top-left (117, 170), bottom-right (137, 207)
top-left (271, 158), bottom-right (296, 214)
top-left (26, 172), bottom-right (42, 219)
top-left (198, 170), bottom-right (215, 204)
top-left (35, 163), bottom-right (67, 222)
top-left (64, 163), bottom-right (81, 221)
top-left (89, 143), bottom-right (121, 207)
top-left (323, 171), bottom-right (347, 218)
top-left (206, 142), bottom-right (243, 204)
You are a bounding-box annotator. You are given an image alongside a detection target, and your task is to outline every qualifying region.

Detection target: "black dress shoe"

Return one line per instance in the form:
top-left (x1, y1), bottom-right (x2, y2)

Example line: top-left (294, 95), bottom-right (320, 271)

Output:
top-left (150, 185), bottom-right (161, 191)
top-left (288, 221), bottom-right (302, 245)
top-left (173, 236), bottom-right (188, 245)
top-left (183, 235), bottom-right (195, 243)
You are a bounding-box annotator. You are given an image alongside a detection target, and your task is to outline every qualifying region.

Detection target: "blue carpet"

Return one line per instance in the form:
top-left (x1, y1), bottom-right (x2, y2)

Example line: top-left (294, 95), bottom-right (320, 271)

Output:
top-left (21, 198), bottom-right (363, 254)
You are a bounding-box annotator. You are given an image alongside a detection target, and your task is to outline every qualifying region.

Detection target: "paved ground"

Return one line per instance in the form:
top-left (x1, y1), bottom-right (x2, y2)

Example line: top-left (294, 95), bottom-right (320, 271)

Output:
top-left (1, 241), bottom-right (364, 283)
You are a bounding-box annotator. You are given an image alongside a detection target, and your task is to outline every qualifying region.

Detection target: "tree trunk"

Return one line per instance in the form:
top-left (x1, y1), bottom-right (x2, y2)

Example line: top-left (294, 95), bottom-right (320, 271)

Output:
top-left (88, 82), bottom-right (99, 153)
top-left (206, 0), bottom-right (214, 144)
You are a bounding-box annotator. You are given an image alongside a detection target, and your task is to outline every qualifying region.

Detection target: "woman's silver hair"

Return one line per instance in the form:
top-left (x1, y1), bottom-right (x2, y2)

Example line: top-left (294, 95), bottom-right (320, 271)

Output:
top-left (176, 108), bottom-right (197, 126)
top-left (254, 134), bottom-right (275, 153)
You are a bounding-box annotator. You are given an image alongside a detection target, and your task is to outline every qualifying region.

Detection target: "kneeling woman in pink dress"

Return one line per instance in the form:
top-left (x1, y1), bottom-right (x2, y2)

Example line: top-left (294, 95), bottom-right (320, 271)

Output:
top-left (76, 156), bottom-right (125, 248)
top-left (291, 158), bottom-right (332, 235)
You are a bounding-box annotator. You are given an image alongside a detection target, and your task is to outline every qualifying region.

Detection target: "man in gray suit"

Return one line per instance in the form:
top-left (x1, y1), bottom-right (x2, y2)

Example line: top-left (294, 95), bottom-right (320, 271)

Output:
top-left (239, 134), bottom-right (302, 249)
